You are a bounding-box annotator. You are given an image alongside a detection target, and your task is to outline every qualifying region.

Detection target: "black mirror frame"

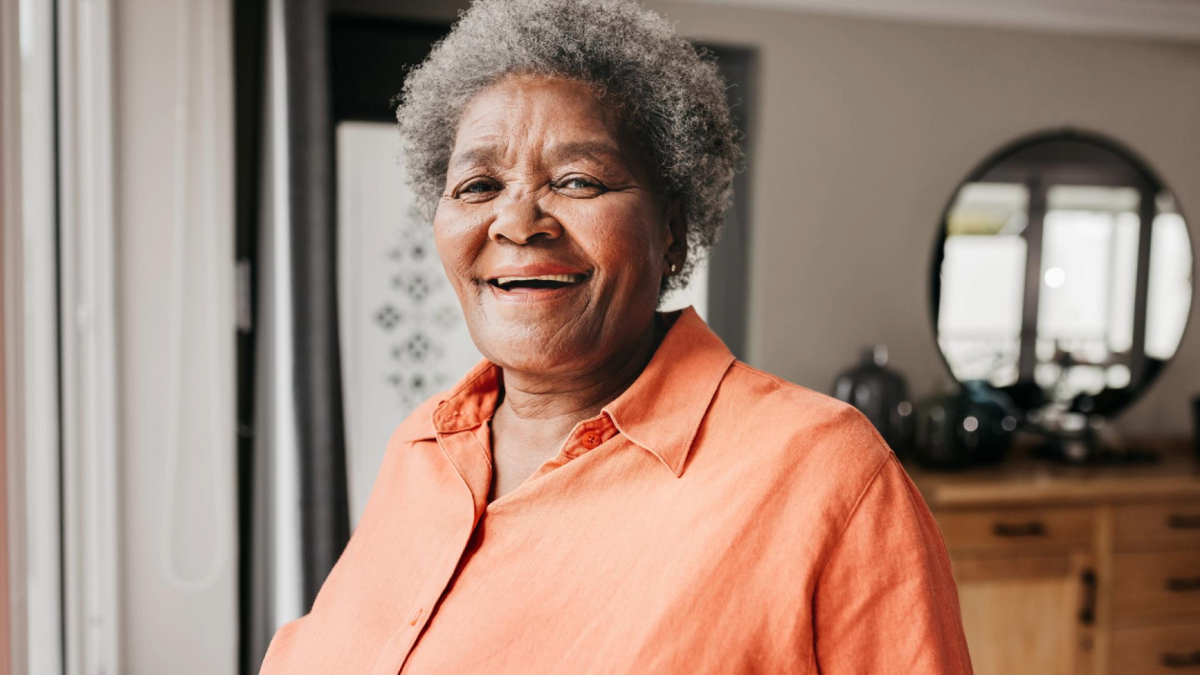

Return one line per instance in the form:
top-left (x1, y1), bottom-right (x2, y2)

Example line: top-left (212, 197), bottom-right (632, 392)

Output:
top-left (928, 127), bottom-right (1195, 420)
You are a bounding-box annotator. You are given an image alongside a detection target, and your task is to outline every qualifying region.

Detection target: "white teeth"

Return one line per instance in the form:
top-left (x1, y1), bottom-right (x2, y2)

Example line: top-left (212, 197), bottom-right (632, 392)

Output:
top-left (495, 274), bottom-right (583, 285)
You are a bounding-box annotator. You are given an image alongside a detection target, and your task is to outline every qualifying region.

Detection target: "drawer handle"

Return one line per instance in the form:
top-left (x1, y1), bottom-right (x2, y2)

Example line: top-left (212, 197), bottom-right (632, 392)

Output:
top-left (1078, 569), bottom-right (1096, 625)
top-left (992, 521), bottom-right (1046, 537)
top-left (1165, 576), bottom-right (1200, 593)
top-left (1167, 513), bottom-right (1200, 530)
top-left (1160, 651), bottom-right (1200, 668)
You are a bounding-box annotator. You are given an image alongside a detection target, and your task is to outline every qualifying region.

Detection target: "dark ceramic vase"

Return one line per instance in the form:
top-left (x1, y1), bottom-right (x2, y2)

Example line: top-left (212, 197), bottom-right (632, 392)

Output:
top-left (832, 346), bottom-right (914, 458)
top-left (1193, 394), bottom-right (1200, 460)
top-left (913, 381), bottom-right (1017, 470)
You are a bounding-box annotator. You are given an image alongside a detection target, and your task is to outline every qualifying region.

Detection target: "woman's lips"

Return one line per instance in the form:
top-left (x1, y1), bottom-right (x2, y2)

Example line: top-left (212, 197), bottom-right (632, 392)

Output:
top-left (483, 269), bottom-right (591, 301)
top-left (490, 273), bottom-right (587, 290)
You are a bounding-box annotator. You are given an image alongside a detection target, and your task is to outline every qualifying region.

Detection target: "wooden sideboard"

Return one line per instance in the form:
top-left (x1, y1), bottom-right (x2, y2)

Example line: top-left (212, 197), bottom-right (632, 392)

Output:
top-left (908, 442), bottom-right (1200, 675)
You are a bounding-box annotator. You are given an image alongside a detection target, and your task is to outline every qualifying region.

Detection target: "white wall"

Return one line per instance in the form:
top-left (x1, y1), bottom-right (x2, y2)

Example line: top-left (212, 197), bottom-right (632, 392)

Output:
top-left (114, 0), bottom-right (237, 673)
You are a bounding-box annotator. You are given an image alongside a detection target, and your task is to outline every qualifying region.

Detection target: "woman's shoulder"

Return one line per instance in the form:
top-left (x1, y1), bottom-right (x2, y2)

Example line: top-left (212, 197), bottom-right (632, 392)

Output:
top-left (708, 360), bottom-right (894, 475)
top-left (691, 361), bottom-right (916, 558)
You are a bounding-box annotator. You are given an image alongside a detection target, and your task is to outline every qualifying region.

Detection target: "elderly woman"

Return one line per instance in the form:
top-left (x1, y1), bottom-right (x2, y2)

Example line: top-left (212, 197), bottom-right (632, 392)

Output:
top-left (261, 0), bottom-right (972, 672)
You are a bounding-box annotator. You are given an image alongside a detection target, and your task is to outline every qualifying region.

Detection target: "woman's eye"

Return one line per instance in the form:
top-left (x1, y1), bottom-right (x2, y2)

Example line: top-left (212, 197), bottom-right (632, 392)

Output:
top-left (457, 179), bottom-right (500, 200)
top-left (557, 176), bottom-right (606, 195)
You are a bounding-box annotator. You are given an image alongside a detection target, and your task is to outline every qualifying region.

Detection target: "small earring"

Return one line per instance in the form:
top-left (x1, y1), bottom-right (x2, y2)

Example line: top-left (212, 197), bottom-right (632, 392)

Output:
top-left (669, 263), bottom-right (678, 274)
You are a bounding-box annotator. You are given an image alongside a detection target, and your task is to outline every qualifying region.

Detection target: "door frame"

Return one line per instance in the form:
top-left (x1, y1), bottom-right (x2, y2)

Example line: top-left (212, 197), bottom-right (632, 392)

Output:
top-left (0, 0), bottom-right (64, 672)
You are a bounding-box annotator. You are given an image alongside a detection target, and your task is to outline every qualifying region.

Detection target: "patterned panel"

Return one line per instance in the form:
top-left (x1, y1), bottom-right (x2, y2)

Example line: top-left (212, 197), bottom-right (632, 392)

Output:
top-left (336, 122), bottom-right (482, 526)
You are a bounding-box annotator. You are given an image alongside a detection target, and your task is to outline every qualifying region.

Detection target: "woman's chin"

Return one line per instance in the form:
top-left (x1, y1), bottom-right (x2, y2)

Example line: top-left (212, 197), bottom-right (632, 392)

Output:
top-left (469, 286), bottom-right (595, 341)
top-left (484, 345), bottom-right (597, 378)
top-left (468, 320), bottom-right (599, 375)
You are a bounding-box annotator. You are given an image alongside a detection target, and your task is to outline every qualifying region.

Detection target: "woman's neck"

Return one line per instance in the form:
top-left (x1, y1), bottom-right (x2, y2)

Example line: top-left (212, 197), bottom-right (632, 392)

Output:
top-left (489, 314), bottom-right (666, 488)
top-left (497, 315), bottom-right (664, 427)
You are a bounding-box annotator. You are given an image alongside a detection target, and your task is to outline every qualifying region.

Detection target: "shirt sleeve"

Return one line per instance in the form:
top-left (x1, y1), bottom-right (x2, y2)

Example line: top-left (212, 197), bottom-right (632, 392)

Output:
top-left (259, 615), bottom-right (307, 674)
top-left (812, 455), bottom-right (974, 674)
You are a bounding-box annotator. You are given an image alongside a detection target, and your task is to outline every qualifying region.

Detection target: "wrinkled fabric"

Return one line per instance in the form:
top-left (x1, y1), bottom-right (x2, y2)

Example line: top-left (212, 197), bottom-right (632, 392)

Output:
top-left (260, 308), bottom-right (973, 674)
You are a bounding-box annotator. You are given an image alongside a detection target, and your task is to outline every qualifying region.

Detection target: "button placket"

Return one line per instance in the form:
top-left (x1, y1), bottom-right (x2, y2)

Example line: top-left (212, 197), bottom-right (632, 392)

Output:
top-left (377, 429), bottom-right (491, 674)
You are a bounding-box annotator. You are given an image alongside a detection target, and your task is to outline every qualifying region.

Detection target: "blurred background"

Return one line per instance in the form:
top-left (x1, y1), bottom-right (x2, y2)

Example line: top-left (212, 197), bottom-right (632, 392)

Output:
top-left (1, 0), bottom-right (1197, 673)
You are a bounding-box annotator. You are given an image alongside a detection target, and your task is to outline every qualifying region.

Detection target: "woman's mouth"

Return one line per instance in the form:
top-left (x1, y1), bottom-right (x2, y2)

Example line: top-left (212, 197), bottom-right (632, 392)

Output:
top-left (487, 273), bottom-right (589, 292)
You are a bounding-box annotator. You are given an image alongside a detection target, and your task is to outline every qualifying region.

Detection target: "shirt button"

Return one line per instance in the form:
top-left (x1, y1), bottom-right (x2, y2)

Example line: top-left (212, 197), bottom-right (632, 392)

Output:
top-left (582, 432), bottom-right (601, 448)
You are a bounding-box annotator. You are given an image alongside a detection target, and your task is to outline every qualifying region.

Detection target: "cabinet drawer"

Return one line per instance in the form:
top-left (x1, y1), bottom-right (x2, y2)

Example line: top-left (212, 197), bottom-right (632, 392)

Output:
top-left (1109, 624), bottom-right (1200, 675)
top-left (1113, 550), bottom-right (1200, 622)
top-left (1116, 502), bottom-right (1200, 549)
top-left (936, 507), bottom-right (1096, 553)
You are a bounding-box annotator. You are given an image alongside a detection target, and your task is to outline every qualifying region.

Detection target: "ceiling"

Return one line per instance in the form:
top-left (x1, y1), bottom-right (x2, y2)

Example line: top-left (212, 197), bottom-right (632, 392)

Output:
top-left (674, 0), bottom-right (1200, 41)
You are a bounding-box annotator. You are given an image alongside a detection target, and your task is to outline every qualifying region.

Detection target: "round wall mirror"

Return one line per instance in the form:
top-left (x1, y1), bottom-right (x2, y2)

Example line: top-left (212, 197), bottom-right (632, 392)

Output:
top-left (931, 130), bottom-right (1194, 427)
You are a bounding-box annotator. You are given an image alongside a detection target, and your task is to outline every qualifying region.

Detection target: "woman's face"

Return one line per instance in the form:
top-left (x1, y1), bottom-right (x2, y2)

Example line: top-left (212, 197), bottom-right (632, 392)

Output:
top-left (434, 74), bottom-right (683, 377)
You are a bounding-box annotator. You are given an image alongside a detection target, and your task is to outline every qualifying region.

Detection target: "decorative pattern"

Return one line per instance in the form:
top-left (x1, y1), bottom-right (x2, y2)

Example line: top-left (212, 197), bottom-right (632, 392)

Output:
top-left (371, 211), bottom-right (472, 410)
top-left (337, 122), bottom-right (482, 525)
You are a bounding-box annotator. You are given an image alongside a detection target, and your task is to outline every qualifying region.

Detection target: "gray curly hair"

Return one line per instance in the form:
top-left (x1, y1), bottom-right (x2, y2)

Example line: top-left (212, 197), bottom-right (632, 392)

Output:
top-left (395, 0), bottom-right (741, 291)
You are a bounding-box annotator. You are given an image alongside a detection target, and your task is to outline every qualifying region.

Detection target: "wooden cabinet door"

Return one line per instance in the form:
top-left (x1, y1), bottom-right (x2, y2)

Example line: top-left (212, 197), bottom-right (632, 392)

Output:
top-left (1109, 624), bottom-right (1200, 675)
top-left (953, 555), bottom-right (1095, 675)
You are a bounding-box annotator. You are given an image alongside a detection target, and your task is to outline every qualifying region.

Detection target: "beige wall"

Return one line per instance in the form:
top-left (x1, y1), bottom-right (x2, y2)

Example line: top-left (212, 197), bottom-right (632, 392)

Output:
top-left (654, 3), bottom-right (1200, 436)
top-left (334, 0), bottom-right (1200, 435)
top-left (0, 57), bottom-right (10, 675)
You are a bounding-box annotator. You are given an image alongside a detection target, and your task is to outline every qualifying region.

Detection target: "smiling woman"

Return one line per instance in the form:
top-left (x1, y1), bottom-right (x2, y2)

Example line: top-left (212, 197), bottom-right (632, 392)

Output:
top-left (259, 0), bottom-right (973, 673)
top-left (436, 74), bottom-right (680, 498)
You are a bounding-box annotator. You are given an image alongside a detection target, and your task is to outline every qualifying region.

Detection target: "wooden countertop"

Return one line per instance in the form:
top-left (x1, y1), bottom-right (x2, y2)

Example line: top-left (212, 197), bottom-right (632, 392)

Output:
top-left (906, 438), bottom-right (1200, 509)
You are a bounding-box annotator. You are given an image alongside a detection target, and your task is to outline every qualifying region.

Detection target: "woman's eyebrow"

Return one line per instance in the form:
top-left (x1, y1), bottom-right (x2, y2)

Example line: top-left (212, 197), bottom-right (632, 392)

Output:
top-left (448, 140), bottom-right (627, 173)
top-left (544, 140), bottom-right (624, 166)
top-left (448, 146), bottom-right (501, 172)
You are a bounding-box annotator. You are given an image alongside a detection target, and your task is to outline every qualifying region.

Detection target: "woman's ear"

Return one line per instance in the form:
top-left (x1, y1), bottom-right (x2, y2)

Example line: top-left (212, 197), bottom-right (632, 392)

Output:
top-left (664, 201), bottom-right (688, 276)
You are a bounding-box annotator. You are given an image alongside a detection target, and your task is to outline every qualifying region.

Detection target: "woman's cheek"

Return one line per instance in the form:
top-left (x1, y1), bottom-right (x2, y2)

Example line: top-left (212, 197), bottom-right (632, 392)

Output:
top-left (571, 200), bottom-right (657, 253)
top-left (434, 204), bottom-right (491, 281)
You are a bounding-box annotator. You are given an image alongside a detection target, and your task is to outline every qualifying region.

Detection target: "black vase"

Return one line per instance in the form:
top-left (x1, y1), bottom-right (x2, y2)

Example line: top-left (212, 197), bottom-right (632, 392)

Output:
top-left (832, 346), bottom-right (914, 458)
top-left (1192, 394), bottom-right (1200, 460)
top-left (913, 381), bottom-right (1017, 470)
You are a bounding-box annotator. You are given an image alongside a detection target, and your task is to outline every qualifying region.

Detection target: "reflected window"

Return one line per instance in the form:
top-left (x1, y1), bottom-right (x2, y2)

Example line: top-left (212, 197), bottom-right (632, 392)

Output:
top-left (1146, 199), bottom-right (1193, 360)
top-left (933, 131), bottom-right (1194, 418)
top-left (938, 183), bottom-right (1028, 386)
top-left (1039, 185), bottom-right (1140, 374)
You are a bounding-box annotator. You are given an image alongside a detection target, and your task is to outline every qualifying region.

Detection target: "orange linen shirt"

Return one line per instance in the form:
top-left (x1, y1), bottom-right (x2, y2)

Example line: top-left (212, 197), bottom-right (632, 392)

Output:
top-left (260, 308), bottom-right (973, 674)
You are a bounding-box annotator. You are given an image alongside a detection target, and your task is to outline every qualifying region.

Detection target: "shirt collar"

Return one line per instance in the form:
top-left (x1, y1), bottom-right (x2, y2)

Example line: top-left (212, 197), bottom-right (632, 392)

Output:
top-left (400, 307), bottom-right (735, 477)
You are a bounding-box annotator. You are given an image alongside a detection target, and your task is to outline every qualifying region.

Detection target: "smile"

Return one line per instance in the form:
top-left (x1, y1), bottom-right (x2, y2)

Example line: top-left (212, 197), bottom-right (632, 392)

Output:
top-left (487, 273), bottom-right (589, 292)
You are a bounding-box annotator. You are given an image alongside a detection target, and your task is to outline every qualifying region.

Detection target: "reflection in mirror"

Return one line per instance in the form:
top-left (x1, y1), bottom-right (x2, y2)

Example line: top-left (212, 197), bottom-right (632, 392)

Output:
top-left (933, 131), bottom-right (1193, 427)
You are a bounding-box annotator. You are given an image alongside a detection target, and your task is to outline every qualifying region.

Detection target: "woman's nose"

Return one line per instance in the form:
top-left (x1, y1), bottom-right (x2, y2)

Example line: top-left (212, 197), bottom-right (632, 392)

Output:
top-left (487, 191), bottom-right (563, 245)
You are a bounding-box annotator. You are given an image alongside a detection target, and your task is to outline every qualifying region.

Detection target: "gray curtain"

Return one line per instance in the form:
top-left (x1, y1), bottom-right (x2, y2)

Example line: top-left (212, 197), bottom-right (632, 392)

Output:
top-left (280, 0), bottom-right (351, 608)
top-left (240, 0), bottom-right (350, 671)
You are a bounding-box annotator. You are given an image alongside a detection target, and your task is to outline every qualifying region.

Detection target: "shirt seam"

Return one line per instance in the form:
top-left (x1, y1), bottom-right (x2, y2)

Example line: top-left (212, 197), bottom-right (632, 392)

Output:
top-left (469, 424), bottom-right (492, 469)
top-left (729, 361), bottom-right (813, 392)
top-left (806, 428), bottom-right (891, 675)
top-left (812, 448), bottom-right (892, 587)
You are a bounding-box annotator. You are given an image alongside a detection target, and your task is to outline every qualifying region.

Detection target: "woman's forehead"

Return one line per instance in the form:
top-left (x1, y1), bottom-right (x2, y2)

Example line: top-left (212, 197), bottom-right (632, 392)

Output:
top-left (449, 75), bottom-right (633, 167)
top-left (449, 138), bottom-right (627, 173)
